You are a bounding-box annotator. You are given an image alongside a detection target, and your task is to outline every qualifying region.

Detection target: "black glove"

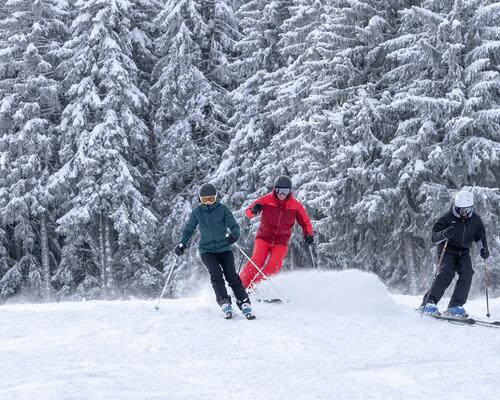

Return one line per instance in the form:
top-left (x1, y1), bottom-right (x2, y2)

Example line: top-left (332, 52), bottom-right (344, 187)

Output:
top-left (226, 233), bottom-right (238, 244)
top-left (174, 243), bottom-right (185, 256)
top-left (443, 226), bottom-right (456, 240)
top-left (480, 248), bottom-right (490, 259)
top-left (305, 235), bottom-right (314, 245)
top-left (251, 203), bottom-right (262, 215)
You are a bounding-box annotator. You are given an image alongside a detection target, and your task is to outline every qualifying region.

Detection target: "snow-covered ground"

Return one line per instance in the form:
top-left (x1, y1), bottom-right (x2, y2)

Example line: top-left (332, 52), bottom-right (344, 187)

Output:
top-left (1, 270), bottom-right (499, 400)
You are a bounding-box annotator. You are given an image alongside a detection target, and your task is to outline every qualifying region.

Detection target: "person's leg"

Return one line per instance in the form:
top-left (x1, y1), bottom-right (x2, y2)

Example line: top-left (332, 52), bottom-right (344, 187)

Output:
top-left (448, 254), bottom-right (474, 308)
top-left (200, 252), bottom-right (230, 306)
top-left (219, 251), bottom-right (250, 309)
top-left (421, 253), bottom-right (456, 306)
top-left (260, 244), bottom-right (288, 278)
top-left (239, 239), bottom-right (270, 288)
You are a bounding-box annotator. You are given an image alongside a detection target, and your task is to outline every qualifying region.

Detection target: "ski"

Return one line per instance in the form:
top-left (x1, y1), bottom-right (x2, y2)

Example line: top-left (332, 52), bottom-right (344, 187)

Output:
top-left (256, 298), bottom-right (282, 304)
top-left (224, 312), bottom-right (233, 320)
top-left (245, 314), bottom-right (257, 320)
top-left (416, 308), bottom-right (474, 325)
top-left (471, 319), bottom-right (500, 328)
top-left (429, 313), bottom-right (476, 325)
top-left (419, 309), bottom-right (499, 328)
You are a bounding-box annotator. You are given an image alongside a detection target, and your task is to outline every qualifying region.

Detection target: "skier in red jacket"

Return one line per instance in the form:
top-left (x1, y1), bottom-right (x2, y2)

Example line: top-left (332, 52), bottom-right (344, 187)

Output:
top-left (239, 175), bottom-right (314, 288)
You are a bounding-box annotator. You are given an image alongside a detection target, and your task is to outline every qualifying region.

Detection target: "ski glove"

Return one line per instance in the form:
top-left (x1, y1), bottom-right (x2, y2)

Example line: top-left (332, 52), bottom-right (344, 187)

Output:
top-left (480, 248), bottom-right (490, 259)
top-left (226, 233), bottom-right (238, 244)
top-left (174, 243), bottom-right (185, 256)
top-left (305, 235), bottom-right (314, 245)
top-left (443, 226), bottom-right (456, 240)
top-left (251, 203), bottom-right (262, 215)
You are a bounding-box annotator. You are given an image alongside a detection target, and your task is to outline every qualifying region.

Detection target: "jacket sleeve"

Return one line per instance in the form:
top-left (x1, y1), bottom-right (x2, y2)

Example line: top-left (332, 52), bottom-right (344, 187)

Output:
top-left (224, 206), bottom-right (240, 239)
top-left (431, 215), bottom-right (449, 244)
top-left (180, 210), bottom-right (199, 246)
top-left (245, 196), bottom-right (265, 219)
top-left (295, 201), bottom-right (314, 237)
top-left (474, 216), bottom-right (488, 249)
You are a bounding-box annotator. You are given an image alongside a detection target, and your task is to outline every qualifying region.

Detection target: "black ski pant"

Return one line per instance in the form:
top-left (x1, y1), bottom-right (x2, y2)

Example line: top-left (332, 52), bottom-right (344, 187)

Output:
top-left (200, 251), bottom-right (250, 308)
top-left (422, 252), bottom-right (474, 308)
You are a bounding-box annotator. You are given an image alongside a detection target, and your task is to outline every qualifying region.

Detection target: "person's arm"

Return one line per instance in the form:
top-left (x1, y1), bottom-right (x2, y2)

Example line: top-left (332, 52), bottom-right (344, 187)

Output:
top-left (245, 197), bottom-right (264, 219)
top-left (180, 210), bottom-right (199, 247)
top-left (295, 201), bottom-right (314, 237)
top-left (431, 215), bottom-right (452, 243)
top-left (224, 206), bottom-right (240, 239)
top-left (474, 216), bottom-right (487, 247)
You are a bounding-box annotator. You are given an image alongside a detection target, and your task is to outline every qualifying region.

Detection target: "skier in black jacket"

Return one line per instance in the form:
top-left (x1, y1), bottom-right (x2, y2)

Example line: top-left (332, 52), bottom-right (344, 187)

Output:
top-left (421, 190), bottom-right (490, 317)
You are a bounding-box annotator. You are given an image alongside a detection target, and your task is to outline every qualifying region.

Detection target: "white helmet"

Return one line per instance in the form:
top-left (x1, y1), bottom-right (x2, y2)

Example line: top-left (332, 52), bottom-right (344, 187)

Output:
top-left (454, 190), bottom-right (474, 218)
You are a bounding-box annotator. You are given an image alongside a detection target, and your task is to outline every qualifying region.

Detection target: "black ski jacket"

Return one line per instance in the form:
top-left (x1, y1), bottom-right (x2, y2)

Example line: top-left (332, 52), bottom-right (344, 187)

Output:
top-left (431, 210), bottom-right (488, 256)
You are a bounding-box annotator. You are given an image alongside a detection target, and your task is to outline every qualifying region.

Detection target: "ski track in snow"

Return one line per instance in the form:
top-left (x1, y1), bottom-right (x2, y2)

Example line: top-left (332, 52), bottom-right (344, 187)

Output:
top-left (1, 270), bottom-right (499, 400)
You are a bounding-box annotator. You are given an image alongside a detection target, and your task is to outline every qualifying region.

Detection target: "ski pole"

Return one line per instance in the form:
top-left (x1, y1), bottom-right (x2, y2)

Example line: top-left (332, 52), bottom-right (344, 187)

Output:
top-left (484, 258), bottom-right (491, 318)
top-left (231, 240), bottom-right (289, 302)
top-left (237, 219), bottom-right (255, 273)
top-left (420, 241), bottom-right (448, 317)
top-left (154, 257), bottom-right (178, 310)
top-left (308, 245), bottom-right (317, 269)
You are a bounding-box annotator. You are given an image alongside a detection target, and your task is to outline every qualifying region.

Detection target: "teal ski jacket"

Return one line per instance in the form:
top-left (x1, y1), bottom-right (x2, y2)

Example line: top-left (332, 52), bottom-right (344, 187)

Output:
top-left (180, 201), bottom-right (240, 254)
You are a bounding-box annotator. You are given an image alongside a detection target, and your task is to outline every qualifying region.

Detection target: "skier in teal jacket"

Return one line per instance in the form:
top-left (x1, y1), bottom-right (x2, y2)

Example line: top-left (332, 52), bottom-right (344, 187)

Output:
top-left (175, 183), bottom-right (254, 319)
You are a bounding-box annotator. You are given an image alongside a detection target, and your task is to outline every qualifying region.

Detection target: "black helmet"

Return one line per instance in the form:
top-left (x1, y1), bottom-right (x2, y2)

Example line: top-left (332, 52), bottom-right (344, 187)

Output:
top-left (199, 183), bottom-right (217, 197)
top-left (273, 175), bottom-right (292, 190)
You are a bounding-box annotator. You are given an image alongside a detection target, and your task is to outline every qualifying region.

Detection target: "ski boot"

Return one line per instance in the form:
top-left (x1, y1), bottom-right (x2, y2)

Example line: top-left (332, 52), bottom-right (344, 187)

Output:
top-left (420, 302), bottom-right (440, 316)
top-left (241, 302), bottom-right (256, 320)
top-left (221, 303), bottom-right (233, 319)
top-left (443, 306), bottom-right (468, 319)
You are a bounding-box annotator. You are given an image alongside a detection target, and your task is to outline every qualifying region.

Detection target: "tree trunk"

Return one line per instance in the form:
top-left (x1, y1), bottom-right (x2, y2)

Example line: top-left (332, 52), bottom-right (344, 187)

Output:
top-left (40, 212), bottom-right (51, 300)
top-left (104, 216), bottom-right (113, 295)
top-left (408, 240), bottom-right (418, 295)
top-left (100, 212), bottom-right (108, 298)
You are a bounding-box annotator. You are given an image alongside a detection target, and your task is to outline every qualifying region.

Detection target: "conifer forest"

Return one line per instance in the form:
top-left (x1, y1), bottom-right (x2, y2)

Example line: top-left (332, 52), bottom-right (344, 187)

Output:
top-left (0, 0), bottom-right (499, 302)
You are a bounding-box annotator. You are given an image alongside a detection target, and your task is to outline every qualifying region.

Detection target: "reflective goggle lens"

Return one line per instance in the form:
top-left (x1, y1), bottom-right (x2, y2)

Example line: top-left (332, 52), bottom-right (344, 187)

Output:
top-left (459, 206), bottom-right (473, 217)
top-left (200, 195), bottom-right (217, 204)
top-left (275, 188), bottom-right (290, 196)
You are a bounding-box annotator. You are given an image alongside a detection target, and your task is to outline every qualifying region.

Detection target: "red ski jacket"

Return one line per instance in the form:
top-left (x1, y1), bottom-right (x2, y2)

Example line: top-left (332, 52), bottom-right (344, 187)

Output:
top-left (245, 193), bottom-right (313, 246)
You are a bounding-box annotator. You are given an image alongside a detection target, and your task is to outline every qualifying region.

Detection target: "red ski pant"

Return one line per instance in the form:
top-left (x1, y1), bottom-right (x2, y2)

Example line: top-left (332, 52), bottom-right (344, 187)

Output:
top-left (239, 239), bottom-right (288, 288)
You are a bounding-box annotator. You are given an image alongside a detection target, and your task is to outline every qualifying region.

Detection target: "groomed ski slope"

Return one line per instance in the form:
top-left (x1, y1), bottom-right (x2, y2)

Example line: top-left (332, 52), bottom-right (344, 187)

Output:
top-left (1, 270), bottom-right (499, 400)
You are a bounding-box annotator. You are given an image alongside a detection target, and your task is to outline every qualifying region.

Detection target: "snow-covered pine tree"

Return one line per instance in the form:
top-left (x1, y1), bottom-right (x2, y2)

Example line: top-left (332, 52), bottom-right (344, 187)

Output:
top-left (336, 1), bottom-right (467, 289)
top-left (211, 0), bottom-right (291, 209)
top-left (150, 1), bottom-right (241, 295)
top-left (198, 0), bottom-right (240, 167)
top-left (255, 1), bottom-right (394, 270)
top-left (51, 0), bottom-right (159, 299)
top-left (454, 0), bottom-right (500, 278)
top-left (151, 0), bottom-right (210, 210)
top-left (349, 0), bottom-right (500, 290)
top-left (0, 0), bottom-right (68, 301)
top-left (149, 0), bottom-right (210, 286)
top-left (129, 0), bottom-right (163, 95)
top-left (128, 0), bottom-right (162, 176)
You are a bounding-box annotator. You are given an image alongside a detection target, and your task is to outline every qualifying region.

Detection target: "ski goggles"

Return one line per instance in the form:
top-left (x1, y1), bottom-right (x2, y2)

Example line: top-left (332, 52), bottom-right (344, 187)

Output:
top-left (456, 206), bottom-right (473, 218)
top-left (275, 188), bottom-right (290, 197)
top-left (200, 195), bottom-right (217, 205)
